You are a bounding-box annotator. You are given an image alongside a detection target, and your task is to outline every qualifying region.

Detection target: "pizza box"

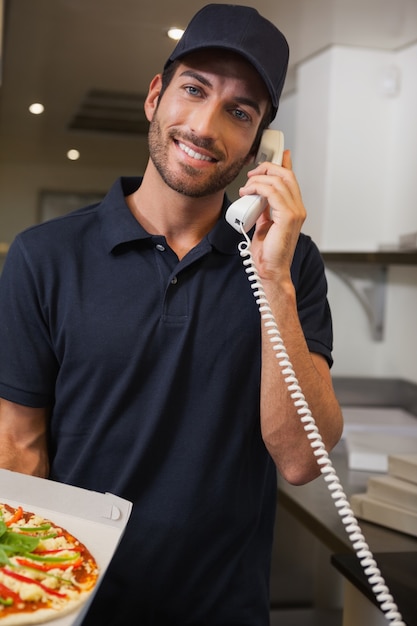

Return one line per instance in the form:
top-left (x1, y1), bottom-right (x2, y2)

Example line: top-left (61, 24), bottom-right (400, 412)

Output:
top-left (0, 468), bottom-right (133, 625)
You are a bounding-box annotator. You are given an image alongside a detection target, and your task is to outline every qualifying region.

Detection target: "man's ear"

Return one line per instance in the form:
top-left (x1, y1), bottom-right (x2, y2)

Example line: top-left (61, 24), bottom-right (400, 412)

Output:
top-left (144, 74), bottom-right (163, 122)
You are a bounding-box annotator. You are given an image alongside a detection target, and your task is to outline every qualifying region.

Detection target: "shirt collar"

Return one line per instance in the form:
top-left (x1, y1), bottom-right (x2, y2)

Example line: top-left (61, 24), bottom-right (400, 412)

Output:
top-left (99, 176), bottom-right (246, 256)
top-left (99, 177), bottom-right (150, 253)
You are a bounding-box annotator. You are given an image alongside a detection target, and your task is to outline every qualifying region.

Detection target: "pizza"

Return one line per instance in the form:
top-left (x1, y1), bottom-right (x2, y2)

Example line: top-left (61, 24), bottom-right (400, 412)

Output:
top-left (0, 502), bottom-right (99, 625)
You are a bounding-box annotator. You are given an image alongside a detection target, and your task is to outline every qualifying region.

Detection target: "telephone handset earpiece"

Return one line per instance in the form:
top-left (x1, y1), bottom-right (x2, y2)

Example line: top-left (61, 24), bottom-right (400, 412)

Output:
top-left (225, 129), bottom-right (284, 233)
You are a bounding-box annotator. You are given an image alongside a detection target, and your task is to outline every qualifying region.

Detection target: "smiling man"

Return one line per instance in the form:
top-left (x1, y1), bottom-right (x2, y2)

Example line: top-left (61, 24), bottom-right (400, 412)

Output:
top-left (0, 4), bottom-right (343, 624)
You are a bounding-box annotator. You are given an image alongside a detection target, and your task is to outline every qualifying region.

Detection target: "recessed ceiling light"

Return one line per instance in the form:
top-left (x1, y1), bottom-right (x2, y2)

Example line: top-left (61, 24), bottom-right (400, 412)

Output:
top-left (67, 149), bottom-right (80, 161)
top-left (28, 102), bottom-right (45, 115)
top-left (167, 27), bottom-right (184, 41)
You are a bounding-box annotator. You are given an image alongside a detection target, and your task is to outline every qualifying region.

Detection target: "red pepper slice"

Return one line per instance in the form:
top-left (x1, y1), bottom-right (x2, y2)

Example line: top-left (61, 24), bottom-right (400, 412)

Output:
top-left (16, 557), bottom-right (83, 571)
top-left (0, 581), bottom-right (21, 604)
top-left (1, 568), bottom-right (67, 598)
top-left (5, 506), bottom-right (23, 527)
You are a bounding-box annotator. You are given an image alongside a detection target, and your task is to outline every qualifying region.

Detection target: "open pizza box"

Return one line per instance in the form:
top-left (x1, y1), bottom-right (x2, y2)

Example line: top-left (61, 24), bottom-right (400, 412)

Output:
top-left (0, 469), bottom-right (133, 625)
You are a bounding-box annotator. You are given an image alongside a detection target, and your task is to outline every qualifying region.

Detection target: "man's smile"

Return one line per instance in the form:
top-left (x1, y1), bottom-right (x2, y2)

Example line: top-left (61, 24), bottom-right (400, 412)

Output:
top-left (176, 140), bottom-right (217, 163)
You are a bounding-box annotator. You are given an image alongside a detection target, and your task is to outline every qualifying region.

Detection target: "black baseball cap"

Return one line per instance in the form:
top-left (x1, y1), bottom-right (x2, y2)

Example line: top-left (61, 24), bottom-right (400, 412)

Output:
top-left (165, 4), bottom-right (289, 119)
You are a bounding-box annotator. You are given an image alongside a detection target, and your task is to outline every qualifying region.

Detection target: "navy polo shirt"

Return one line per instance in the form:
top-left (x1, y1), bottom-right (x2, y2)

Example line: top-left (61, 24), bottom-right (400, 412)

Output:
top-left (0, 177), bottom-right (333, 624)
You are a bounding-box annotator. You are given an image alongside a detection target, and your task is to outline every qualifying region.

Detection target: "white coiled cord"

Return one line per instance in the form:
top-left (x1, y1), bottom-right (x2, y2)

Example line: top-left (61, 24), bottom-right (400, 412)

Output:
top-left (237, 233), bottom-right (406, 626)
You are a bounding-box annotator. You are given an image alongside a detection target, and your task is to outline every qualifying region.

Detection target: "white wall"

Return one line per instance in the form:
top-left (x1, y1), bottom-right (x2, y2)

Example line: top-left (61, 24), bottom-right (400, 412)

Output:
top-left (295, 46), bottom-right (397, 250)
top-left (293, 42), bottom-right (417, 383)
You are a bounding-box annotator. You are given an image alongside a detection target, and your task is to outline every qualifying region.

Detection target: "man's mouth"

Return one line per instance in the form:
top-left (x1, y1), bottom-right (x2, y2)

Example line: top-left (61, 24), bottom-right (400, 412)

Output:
top-left (177, 141), bottom-right (216, 162)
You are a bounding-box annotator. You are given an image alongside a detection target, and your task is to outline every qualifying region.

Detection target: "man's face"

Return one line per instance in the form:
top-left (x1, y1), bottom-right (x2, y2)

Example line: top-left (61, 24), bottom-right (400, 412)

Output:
top-left (145, 50), bottom-right (270, 198)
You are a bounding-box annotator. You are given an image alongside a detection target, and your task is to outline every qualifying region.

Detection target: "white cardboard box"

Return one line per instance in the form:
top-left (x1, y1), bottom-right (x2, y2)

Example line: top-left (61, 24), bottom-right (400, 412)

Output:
top-left (0, 469), bottom-right (132, 625)
top-left (341, 407), bottom-right (417, 471)
top-left (350, 492), bottom-right (417, 537)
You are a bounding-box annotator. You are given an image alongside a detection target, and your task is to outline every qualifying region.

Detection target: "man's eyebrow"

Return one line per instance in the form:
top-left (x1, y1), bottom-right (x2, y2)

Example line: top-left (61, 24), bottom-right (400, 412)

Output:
top-left (179, 69), bottom-right (262, 116)
top-left (180, 69), bottom-right (212, 88)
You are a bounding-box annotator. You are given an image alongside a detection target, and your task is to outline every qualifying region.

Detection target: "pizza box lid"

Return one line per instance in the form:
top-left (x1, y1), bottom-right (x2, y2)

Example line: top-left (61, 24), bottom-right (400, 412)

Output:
top-left (0, 468), bottom-right (133, 625)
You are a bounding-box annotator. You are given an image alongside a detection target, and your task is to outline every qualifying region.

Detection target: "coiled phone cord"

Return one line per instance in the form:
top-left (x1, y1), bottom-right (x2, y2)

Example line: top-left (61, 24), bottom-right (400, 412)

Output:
top-left (237, 232), bottom-right (406, 626)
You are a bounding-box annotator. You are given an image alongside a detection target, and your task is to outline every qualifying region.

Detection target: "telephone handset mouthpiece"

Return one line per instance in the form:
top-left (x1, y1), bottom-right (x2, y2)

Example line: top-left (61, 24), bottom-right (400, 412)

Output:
top-left (225, 129), bottom-right (285, 233)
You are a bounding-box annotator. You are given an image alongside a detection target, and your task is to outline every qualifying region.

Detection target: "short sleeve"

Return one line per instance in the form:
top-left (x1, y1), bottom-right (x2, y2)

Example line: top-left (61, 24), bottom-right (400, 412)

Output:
top-left (291, 235), bottom-right (333, 367)
top-left (0, 236), bottom-right (58, 406)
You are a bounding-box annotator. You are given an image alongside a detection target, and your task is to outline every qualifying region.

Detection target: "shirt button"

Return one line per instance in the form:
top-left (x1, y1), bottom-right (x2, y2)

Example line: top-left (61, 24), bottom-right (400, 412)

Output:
top-left (155, 244), bottom-right (165, 252)
top-left (171, 276), bottom-right (178, 285)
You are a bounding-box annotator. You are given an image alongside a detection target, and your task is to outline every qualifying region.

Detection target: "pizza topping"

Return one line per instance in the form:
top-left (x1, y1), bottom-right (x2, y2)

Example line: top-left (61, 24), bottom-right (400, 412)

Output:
top-left (33, 547), bottom-right (81, 555)
top-left (0, 533), bottom-right (39, 566)
top-left (0, 570), bottom-right (68, 599)
top-left (18, 524), bottom-right (51, 533)
top-left (0, 582), bottom-right (21, 606)
top-left (20, 551), bottom-right (82, 564)
top-left (15, 556), bottom-right (84, 573)
top-left (4, 508), bottom-right (23, 528)
top-left (0, 503), bottom-right (99, 622)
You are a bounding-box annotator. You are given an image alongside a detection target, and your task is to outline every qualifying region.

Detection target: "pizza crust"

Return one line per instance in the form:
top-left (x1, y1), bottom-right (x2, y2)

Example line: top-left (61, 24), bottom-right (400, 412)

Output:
top-left (0, 590), bottom-right (92, 625)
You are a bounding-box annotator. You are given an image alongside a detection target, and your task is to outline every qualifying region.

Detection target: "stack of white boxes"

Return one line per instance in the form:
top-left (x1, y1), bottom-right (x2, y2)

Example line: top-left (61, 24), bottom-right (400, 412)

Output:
top-left (350, 454), bottom-right (417, 537)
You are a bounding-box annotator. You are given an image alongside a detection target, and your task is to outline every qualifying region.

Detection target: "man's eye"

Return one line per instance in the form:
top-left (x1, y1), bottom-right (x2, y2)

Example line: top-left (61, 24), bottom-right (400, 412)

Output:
top-left (185, 85), bottom-right (201, 96)
top-left (232, 109), bottom-right (250, 122)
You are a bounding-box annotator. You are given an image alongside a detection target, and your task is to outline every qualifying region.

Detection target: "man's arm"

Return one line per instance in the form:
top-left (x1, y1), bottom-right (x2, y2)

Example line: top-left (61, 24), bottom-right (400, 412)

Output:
top-left (0, 398), bottom-right (49, 477)
top-left (240, 150), bottom-right (343, 485)
top-left (259, 284), bottom-right (343, 485)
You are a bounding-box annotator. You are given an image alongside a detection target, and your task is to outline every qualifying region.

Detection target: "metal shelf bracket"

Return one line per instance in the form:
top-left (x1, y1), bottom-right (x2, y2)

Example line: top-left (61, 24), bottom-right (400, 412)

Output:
top-left (326, 263), bottom-right (388, 341)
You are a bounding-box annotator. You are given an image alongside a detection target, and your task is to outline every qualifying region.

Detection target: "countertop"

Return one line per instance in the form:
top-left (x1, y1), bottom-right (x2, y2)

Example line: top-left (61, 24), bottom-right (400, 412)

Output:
top-left (277, 377), bottom-right (417, 624)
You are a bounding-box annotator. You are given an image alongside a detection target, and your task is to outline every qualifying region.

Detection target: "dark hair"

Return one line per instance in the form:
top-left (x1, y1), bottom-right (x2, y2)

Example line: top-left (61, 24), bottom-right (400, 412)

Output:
top-left (160, 60), bottom-right (179, 98)
top-left (159, 60), bottom-right (273, 157)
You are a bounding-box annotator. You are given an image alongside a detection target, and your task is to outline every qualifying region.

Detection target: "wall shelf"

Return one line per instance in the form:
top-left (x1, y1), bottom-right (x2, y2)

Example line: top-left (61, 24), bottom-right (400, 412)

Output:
top-left (321, 250), bottom-right (417, 266)
top-left (321, 250), bottom-right (417, 341)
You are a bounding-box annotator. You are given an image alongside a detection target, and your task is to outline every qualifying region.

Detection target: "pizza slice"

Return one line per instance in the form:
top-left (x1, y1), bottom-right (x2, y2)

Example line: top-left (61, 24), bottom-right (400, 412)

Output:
top-left (0, 502), bottom-right (99, 625)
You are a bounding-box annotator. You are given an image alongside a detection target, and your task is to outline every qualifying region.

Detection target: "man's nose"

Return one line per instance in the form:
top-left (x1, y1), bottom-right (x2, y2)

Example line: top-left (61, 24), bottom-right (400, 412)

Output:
top-left (188, 103), bottom-right (221, 140)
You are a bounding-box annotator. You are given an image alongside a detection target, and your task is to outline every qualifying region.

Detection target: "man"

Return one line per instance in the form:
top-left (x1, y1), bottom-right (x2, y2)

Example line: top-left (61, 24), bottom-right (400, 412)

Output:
top-left (0, 4), bottom-right (343, 624)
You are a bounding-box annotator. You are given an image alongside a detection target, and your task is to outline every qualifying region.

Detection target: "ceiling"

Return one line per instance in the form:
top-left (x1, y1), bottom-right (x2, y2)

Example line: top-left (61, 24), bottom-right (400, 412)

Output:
top-left (1, 0), bottom-right (417, 171)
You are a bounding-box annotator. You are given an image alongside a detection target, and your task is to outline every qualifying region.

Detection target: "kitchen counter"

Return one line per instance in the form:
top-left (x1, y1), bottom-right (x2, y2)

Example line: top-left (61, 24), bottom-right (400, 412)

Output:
top-left (277, 377), bottom-right (417, 625)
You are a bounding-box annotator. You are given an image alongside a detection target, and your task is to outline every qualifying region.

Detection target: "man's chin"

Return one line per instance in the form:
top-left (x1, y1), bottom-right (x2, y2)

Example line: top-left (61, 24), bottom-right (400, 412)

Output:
top-left (160, 168), bottom-right (224, 198)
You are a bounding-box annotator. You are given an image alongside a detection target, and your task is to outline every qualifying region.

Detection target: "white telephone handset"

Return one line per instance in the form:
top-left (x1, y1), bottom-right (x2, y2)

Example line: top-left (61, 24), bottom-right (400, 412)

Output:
top-left (225, 129), bottom-right (284, 232)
